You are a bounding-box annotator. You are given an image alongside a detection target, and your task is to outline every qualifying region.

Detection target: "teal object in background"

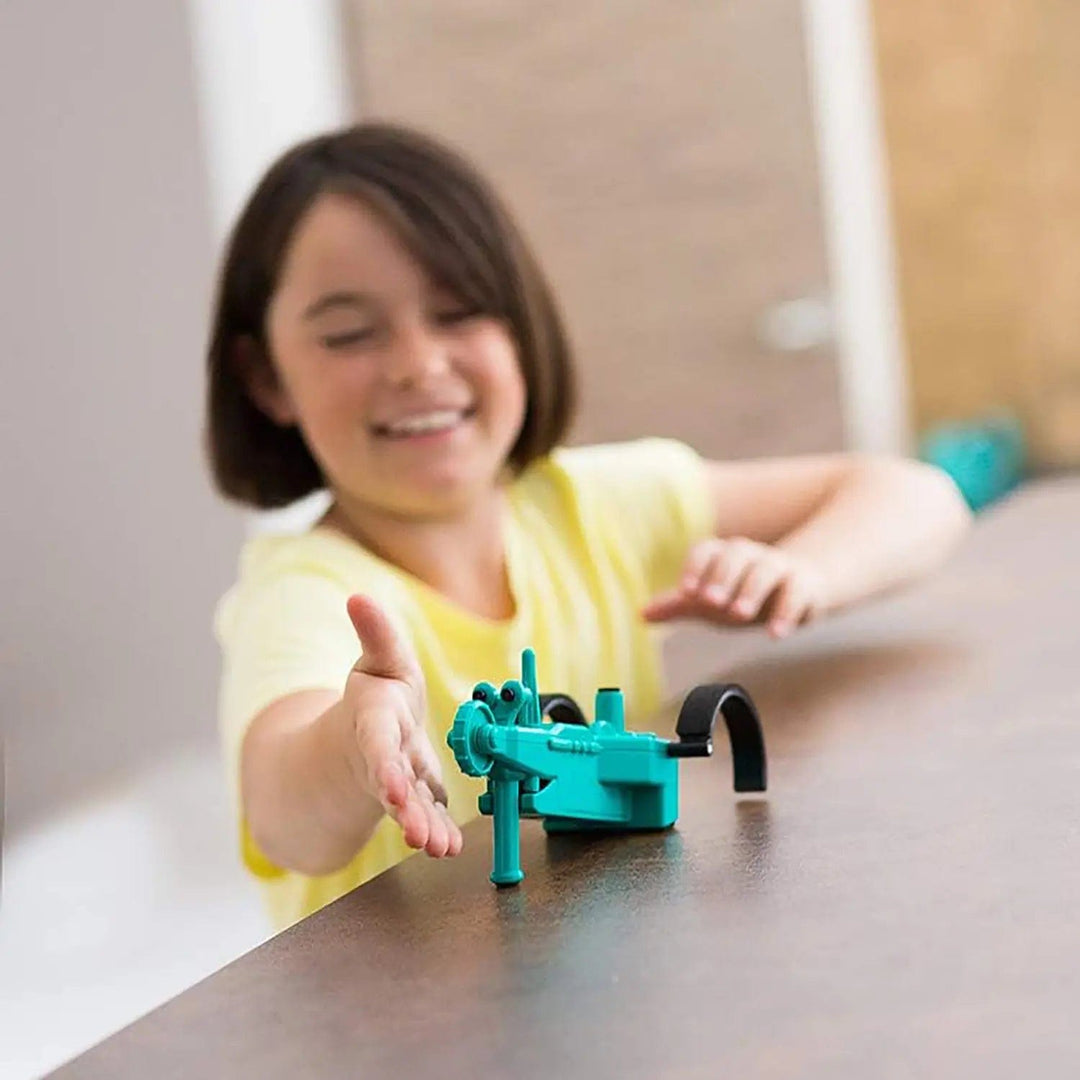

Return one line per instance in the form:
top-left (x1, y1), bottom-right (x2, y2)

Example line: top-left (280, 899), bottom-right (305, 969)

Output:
top-left (919, 413), bottom-right (1026, 512)
top-left (447, 649), bottom-right (767, 886)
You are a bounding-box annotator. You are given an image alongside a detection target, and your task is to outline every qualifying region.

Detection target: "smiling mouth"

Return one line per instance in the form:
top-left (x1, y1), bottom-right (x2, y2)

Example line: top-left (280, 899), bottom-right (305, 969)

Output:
top-left (371, 406), bottom-right (477, 439)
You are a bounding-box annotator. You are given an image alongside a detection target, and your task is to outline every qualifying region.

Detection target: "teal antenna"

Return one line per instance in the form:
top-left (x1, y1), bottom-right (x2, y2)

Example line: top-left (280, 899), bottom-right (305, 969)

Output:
top-left (522, 648), bottom-right (541, 727)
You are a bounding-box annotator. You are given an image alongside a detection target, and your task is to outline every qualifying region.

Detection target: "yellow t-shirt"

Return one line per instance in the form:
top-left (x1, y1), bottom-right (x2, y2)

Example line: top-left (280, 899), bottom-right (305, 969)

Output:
top-left (214, 438), bottom-right (714, 929)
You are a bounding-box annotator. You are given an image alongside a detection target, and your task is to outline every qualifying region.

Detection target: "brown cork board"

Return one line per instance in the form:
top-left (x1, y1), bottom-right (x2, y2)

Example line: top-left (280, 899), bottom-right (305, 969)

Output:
top-left (871, 0), bottom-right (1080, 468)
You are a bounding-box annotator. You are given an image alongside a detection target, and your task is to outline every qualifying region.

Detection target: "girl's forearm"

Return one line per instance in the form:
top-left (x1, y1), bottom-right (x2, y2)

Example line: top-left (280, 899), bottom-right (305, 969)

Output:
top-left (243, 697), bottom-right (385, 876)
top-left (777, 457), bottom-right (971, 612)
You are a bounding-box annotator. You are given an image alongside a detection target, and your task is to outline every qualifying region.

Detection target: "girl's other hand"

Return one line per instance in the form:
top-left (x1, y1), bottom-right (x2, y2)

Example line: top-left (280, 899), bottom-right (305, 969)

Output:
top-left (642, 538), bottom-right (828, 639)
top-left (344, 594), bottom-right (463, 858)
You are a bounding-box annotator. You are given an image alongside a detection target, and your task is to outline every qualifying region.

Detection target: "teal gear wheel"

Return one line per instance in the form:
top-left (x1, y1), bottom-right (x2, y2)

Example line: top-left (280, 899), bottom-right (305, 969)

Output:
top-left (447, 700), bottom-right (495, 777)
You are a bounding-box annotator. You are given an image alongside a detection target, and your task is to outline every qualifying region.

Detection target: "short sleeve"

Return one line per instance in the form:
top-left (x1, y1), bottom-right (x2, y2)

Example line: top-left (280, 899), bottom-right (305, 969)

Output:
top-left (214, 564), bottom-right (358, 877)
top-left (553, 438), bottom-right (715, 595)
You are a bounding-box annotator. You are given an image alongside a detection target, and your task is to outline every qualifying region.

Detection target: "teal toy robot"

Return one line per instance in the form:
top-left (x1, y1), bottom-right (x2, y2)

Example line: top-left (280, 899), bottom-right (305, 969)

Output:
top-left (447, 649), bottom-right (767, 886)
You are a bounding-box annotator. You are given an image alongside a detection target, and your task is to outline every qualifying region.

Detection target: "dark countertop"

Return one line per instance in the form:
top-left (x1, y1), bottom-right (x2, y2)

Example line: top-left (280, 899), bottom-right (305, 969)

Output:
top-left (53, 478), bottom-right (1080, 1079)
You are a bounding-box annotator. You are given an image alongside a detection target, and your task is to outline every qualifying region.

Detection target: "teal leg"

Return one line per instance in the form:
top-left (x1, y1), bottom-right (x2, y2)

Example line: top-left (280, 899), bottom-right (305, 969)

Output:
top-left (491, 778), bottom-right (525, 886)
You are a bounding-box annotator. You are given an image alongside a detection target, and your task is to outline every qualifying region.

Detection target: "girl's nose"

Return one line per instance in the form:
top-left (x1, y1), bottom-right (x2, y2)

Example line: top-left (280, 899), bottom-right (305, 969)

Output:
top-left (385, 324), bottom-right (451, 388)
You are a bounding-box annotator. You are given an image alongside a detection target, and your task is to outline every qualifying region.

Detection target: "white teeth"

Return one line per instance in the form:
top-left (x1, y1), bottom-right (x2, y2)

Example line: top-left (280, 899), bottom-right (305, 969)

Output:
top-left (383, 409), bottom-right (465, 436)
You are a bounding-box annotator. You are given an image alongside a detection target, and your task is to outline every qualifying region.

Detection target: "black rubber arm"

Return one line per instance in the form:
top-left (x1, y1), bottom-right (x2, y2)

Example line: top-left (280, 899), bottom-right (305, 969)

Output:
top-left (538, 693), bottom-right (588, 726)
top-left (669, 684), bottom-right (767, 793)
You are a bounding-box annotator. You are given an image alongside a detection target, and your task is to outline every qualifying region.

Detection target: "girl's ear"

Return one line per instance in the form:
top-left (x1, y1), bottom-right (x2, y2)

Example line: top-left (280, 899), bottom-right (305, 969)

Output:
top-left (232, 336), bottom-right (298, 426)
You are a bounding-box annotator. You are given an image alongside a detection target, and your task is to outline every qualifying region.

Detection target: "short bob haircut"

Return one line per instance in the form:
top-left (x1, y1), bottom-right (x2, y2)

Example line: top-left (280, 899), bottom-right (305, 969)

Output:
top-left (205, 122), bottom-right (576, 509)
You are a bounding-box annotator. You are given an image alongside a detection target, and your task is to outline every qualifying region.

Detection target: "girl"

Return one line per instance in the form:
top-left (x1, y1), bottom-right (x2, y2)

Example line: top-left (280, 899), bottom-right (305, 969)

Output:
top-left (207, 123), bottom-right (970, 929)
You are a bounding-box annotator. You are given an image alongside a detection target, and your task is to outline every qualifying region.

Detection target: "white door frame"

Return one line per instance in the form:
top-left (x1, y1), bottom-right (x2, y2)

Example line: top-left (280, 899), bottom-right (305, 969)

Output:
top-left (803, 0), bottom-right (912, 455)
top-left (186, 0), bottom-right (349, 533)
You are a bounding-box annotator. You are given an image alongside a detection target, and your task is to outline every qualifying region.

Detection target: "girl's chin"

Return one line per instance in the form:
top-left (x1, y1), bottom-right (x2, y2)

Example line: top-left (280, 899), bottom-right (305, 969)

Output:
top-left (392, 461), bottom-right (495, 504)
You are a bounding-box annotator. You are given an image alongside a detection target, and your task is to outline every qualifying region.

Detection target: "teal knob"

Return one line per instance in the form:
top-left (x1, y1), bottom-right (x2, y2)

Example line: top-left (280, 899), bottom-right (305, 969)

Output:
top-left (447, 701), bottom-right (494, 777)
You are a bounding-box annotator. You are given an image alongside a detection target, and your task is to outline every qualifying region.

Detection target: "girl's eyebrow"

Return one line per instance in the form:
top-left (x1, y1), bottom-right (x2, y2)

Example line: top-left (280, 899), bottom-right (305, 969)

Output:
top-left (302, 291), bottom-right (374, 320)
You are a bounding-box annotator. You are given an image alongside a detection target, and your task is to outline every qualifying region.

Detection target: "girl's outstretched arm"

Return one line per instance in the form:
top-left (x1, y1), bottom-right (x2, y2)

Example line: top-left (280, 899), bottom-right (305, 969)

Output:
top-left (241, 596), bottom-right (462, 876)
top-left (644, 454), bottom-right (972, 638)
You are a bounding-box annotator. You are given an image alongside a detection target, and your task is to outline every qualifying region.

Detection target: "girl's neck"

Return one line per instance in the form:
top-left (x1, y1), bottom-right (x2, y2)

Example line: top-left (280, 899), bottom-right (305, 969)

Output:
top-left (319, 487), bottom-right (516, 622)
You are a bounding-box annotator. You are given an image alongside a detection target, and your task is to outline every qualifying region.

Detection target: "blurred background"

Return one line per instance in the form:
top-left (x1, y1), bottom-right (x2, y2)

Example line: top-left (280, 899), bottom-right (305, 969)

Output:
top-left (2, 1), bottom-right (1076, 1075)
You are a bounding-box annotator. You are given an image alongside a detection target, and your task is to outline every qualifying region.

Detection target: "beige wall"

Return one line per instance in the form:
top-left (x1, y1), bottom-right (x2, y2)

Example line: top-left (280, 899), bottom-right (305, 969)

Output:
top-left (0, 1), bottom-right (243, 831)
top-left (349, 0), bottom-right (844, 460)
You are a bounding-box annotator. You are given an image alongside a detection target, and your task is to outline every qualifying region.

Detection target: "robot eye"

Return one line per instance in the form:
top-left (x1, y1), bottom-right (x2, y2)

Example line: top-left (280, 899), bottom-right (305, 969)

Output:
top-left (500, 686), bottom-right (517, 703)
top-left (472, 688), bottom-right (489, 702)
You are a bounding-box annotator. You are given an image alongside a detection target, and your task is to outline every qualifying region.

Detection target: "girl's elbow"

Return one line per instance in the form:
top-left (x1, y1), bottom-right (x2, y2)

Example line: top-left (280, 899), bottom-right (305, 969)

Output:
top-left (906, 459), bottom-right (974, 554)
top-left (926, 461), bottom-right (972, 527)
top-left (859, 454), bottom-right (972, 561)
top-left (858, 454), bottom-right (972, 532)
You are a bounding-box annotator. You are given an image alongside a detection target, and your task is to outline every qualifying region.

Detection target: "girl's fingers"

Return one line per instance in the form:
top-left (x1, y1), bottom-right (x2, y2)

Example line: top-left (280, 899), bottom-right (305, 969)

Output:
top-left (656, 540), bottom-right (827, 636)
top-left (378, 764), bottom-right (450, 853)
top-left (356, 707), bottom-right (411, 803)
top-left (416, 780), bottom-right (450, 857)
top-left (646, 542), bottom-right (760, 623)
top-left (371, 758), bottom-right (411, 812)
top-left (408, 735), bottom-right (449, 808)
top-left (441, 804), bottom-right (464, 856)
top-left (699, 543), bottom-right (752, 607)
top-left (369, 754), bottom-right (432, 850)
top-left (390, 785), bottom-right (431, 850)
top-left (729, 559), bottom-right (785, 621)
top-left (691, 544), bottom-right (729, 602)
top-left (767, 577), bottom-right (809, 638)
top-left (347, 594), bottom-right (422, 686)
top-left (641, 588), bottom-right (688, 622)
top-left (681, 539), bottom-right (721, 592)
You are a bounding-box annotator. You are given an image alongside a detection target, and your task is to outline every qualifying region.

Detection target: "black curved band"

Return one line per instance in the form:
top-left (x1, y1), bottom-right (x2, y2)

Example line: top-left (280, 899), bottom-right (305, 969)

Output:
top-left (669, 683), bottom-right (767, 793)
top-left (538, 693), bottom-right (588, 726)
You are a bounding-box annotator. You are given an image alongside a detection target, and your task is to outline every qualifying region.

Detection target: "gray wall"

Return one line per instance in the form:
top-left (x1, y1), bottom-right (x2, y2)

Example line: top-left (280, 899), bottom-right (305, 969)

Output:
top-left (0, 0), bottom-right (244, 833)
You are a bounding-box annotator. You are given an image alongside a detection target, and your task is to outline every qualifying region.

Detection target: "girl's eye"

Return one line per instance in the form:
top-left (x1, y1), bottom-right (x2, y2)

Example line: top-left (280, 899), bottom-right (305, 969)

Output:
top-left (321, 327), bottom-right (376, 349)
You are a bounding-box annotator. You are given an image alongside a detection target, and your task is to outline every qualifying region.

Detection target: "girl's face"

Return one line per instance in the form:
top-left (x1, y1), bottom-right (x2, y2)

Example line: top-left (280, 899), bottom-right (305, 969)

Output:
top-left (260, 193), bottom-right (527, 519)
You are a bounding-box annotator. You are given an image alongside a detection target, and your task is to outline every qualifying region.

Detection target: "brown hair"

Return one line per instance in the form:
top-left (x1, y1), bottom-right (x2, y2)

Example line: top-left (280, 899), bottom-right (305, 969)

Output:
top-left (205, 122), bottom-right (576, 508)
